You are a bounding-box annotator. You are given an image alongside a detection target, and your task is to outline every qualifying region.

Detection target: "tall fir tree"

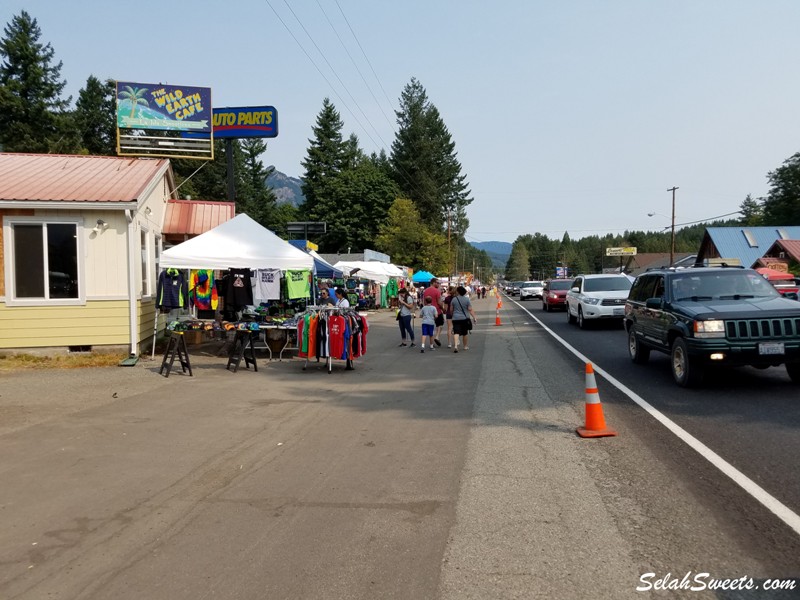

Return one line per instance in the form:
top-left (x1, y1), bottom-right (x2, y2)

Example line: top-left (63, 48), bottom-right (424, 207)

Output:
top-left (74, 75), bottom-right (116, 155)
top-left (238, 138), bottom-right (278, 228)
top-left (301, 98), bottom-right (347, 220)
top-left (390, 78), bottom-right (473, 232)
top-left (0, 11), bottom-right (76, 153)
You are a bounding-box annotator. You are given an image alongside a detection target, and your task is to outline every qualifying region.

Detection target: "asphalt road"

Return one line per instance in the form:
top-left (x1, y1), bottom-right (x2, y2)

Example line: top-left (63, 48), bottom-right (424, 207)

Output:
top-left (508, 294), bottom-right (800, 516)
top-left (1, 295), bottom-right (798, 599)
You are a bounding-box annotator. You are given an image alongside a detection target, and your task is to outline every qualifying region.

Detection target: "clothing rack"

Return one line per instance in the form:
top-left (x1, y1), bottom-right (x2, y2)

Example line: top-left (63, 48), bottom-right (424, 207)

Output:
top-left (296, 306), bottom-right (367, 374)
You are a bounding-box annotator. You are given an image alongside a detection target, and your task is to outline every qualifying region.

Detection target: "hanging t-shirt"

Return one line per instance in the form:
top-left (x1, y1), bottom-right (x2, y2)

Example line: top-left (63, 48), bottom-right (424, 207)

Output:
top-left (225, 269), bottom-right (254, 310)
top-left (328, 314), bottom-right (346, 359)
top-left (253, 268), bottom-right (281, 303)
top-left (386, 277), bottom-right (399, 298)
top-left (190, 270), bottom-right (218, 310)
top-left (286, 269), bottom-right (311, 300)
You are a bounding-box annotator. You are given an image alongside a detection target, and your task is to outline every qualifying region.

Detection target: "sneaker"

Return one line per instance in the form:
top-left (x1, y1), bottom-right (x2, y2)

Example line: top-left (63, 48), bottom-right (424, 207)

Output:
top-left (453, 348), bottom-right (458, 353)
top-left (399, 343), bottom-right (407, 347)
top-left (447, 344), bottom-right (452, 348)
top-left (464, 346), bottom-right (470, 350)
top-left (420, 349), bottom-right (424, 353)
top-left (409, 343), bottom-right (416, 347)
top-left (434, 339), bottom-right (442, 347)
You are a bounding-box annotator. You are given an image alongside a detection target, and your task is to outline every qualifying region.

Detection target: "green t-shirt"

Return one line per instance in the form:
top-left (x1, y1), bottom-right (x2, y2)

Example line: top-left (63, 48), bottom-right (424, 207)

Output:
top-left (286, 269), bottom-right (311, 299)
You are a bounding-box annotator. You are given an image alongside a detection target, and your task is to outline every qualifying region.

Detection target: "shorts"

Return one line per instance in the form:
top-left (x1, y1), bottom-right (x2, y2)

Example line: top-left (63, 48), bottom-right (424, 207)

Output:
top-left (422, 323), bottom-right (435, 337)
top-left (434, 314), bottom-right (444, 327)
top-left (452, 319), bottom-right (471, 336)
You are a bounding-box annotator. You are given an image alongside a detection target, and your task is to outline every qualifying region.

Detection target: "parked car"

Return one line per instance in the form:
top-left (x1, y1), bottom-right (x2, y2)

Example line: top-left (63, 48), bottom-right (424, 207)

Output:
top-left (542, 279), bottom-right (574, 311)
top-left (566, 274), bottom-right (632, 328)
top-left (519, 280), bottom-right (544, 301)
top-left (625, 266), bottom-right (800, 387)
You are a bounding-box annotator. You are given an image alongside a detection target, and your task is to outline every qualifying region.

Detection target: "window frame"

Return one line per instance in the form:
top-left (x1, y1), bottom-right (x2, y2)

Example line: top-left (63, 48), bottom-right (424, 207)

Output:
top-left (140, 226), bottom-right (152, 298)
top-left (3, 215), bottom-right (86, 307)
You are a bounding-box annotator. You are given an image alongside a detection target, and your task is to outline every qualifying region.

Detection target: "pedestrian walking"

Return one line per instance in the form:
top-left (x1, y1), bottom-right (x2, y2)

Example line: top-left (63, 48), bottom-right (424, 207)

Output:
top-left (451, 285), bottom-right (477, 353)
top-left (422, 278), bottom-right (444, 347)
top-left (419, 296), bottom-right (438, 353)
top-left (397, 288), bottom-right (416, 347)
top-left (443, 285), bottom-right (456, 348)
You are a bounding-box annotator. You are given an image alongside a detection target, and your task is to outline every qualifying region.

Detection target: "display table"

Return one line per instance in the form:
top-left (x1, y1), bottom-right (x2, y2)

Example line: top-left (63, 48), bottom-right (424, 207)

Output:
top-left (250, 324), bottom-right (298, 360)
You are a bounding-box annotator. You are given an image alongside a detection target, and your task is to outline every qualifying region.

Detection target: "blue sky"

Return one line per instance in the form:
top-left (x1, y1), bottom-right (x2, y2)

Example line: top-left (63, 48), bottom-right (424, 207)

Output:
top-left (3, 1), bottom-right (800, 243)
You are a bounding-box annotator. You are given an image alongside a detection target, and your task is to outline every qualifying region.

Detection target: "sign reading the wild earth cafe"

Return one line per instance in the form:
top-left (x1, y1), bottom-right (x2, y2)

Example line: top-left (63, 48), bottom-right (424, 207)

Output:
top-left (116, 81), bottom-right (212, 132)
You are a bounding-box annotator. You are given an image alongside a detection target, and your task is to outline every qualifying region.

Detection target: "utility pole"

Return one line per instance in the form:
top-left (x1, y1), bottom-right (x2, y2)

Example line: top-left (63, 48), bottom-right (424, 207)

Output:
top-left (667, 186), bottom-right (679, 266)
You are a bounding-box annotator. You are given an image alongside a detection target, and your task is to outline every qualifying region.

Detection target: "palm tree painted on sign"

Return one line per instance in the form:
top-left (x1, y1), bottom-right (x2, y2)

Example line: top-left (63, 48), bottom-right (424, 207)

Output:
top-left (118, 86), bottom-right (149, 118)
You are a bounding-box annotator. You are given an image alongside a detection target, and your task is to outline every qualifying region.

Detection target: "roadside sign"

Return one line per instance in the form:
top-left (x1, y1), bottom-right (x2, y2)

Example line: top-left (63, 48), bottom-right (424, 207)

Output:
top-left (605, 247), bottom-right (637, 256)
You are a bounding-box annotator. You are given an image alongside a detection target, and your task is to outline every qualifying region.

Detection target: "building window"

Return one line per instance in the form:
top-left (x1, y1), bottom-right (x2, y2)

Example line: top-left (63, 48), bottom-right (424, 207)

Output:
top-left (7, 220), bottom-right (81, 303)
top-left (140, 229), bottom-right (151, 296)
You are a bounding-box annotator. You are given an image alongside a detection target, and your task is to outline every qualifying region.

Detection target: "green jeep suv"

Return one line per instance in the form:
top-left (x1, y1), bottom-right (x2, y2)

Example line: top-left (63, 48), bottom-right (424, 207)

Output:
top-left (625, 266), bottom-right (800, 387)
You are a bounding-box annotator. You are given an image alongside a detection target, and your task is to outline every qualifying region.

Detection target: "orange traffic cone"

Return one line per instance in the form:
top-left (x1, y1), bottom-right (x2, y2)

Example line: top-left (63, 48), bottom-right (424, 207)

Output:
top-left (494, 303), bottom-right (502, 326)
top-left (576, 363), bottom-right (617, 438)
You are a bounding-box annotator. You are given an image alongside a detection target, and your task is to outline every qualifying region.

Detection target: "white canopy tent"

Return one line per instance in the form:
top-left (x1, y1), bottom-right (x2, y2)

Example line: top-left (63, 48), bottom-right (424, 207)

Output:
top-left (161, 213), bottom-right (313, 271)
top-left (333, 260), bottom-right (404, 285)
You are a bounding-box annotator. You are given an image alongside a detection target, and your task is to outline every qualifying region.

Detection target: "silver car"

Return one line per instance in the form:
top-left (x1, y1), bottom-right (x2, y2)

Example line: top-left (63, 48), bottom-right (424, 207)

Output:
top-left (519, 280), bottom-right (544, 300)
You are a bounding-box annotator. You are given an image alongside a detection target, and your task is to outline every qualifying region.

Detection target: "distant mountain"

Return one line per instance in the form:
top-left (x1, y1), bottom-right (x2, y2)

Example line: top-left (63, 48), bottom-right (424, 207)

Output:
top-left (471, 241), bottom-right (512, 268)
top-left (266, 168), bottom-right (305, 207)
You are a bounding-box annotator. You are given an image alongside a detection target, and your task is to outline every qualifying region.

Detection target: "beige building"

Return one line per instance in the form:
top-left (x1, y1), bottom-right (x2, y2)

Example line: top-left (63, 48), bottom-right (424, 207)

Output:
top-left (0, 153), bottom-right (177, 354)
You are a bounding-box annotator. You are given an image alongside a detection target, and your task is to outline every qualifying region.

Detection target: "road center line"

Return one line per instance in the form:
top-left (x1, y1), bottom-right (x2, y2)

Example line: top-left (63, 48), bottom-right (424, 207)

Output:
top-left (509, 296), bottom-right (800, 537)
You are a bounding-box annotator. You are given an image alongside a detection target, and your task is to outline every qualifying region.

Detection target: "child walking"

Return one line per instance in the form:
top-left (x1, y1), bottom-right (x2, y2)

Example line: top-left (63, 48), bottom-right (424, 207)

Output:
top-left (419, 296), bottom-right (438, 353)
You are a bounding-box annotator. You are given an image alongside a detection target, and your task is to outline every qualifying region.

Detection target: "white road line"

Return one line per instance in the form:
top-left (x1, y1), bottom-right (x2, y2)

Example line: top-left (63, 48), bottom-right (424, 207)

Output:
top-left (508, 296), bottom-right (800, 537)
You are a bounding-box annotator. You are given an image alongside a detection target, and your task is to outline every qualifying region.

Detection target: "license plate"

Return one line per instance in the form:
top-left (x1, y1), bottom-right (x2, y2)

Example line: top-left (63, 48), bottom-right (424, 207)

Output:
top-left (759, 342), bottom-right (785, 355)
top-left (613, 308), bottom-right (624, 316)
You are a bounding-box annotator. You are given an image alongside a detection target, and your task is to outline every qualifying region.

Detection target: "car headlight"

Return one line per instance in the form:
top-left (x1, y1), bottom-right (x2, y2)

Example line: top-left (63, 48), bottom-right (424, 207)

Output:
top-left (549, 292), bottom-right (558, 299)
top-left (694, 320), bottom-right (726, 338)
top-left (583, 297), bottom-right (601, 305)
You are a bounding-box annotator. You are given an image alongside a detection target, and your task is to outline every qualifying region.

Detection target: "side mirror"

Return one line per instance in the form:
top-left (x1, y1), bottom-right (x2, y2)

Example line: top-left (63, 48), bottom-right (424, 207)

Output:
top-left (645, 297), bottom-right (663, 309)
top-left (571, 287), bottom-right (580, 293)
top-left (784, 292), bottom-right (799, 301)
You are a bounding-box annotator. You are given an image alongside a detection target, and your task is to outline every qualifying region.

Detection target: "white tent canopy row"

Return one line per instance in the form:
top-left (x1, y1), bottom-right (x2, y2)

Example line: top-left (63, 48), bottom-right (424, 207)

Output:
top-left (161, 214), bottom-right (314, 271)
top-left (333, 261), bottom-right (404, 285)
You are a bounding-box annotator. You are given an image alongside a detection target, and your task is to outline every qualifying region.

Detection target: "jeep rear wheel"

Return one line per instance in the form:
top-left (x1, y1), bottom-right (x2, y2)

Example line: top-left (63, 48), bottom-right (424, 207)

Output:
top-left (671, 337), bottom-right (703, 387)
top-left (628, 327), bottom-right (650, 364)
top-left (786, 362), bottom-right (800, 384)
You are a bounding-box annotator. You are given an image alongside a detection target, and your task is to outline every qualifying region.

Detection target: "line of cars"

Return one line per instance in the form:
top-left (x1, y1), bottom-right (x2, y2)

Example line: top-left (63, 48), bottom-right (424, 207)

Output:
top-left (506, 267), bottom-right (800, 387)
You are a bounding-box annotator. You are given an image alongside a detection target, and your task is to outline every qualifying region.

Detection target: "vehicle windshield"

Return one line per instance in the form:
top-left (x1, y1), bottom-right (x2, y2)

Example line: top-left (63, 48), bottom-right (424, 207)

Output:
top-left (671, 271), bottom-right (781, 301)
top-left (548, 280), bottom-right (573, 290)
top-left (583, 277), bottom-right (632, 292)
top-left (523, 281), bottom-right (543, 287)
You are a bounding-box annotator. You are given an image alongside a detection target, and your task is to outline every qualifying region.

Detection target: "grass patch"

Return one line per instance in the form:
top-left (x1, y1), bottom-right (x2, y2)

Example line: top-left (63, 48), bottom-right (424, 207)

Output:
top-left (0, 352), bottom-right (128, 371)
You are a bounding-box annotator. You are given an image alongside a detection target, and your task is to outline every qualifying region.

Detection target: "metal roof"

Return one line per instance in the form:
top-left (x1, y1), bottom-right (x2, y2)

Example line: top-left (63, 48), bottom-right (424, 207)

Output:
top-left (0, 153), bottom-right (170, 203)
top-left (162, 199), bottom-right (235, 236)
top-left (703, 226), bottom-right (800, 268)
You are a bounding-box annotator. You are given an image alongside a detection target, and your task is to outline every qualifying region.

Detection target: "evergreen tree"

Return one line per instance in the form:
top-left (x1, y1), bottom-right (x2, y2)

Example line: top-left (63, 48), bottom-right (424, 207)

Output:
top-left (0, 11), bottom-right (75, 152)
top-left (739, 194), bottom-right (764, 226)
top-left (761, 152), bottom-right (800, 225)
top-left (390, 78), bottom-right (473, 231)
top-left (74, 75), bottom-right (116, 155)
top-left (506, 242), bottom-right (530, 280)
top-left (301, 98), bottom-right (347, 220)
top-left (237, 138), bottom-right (278, 228)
